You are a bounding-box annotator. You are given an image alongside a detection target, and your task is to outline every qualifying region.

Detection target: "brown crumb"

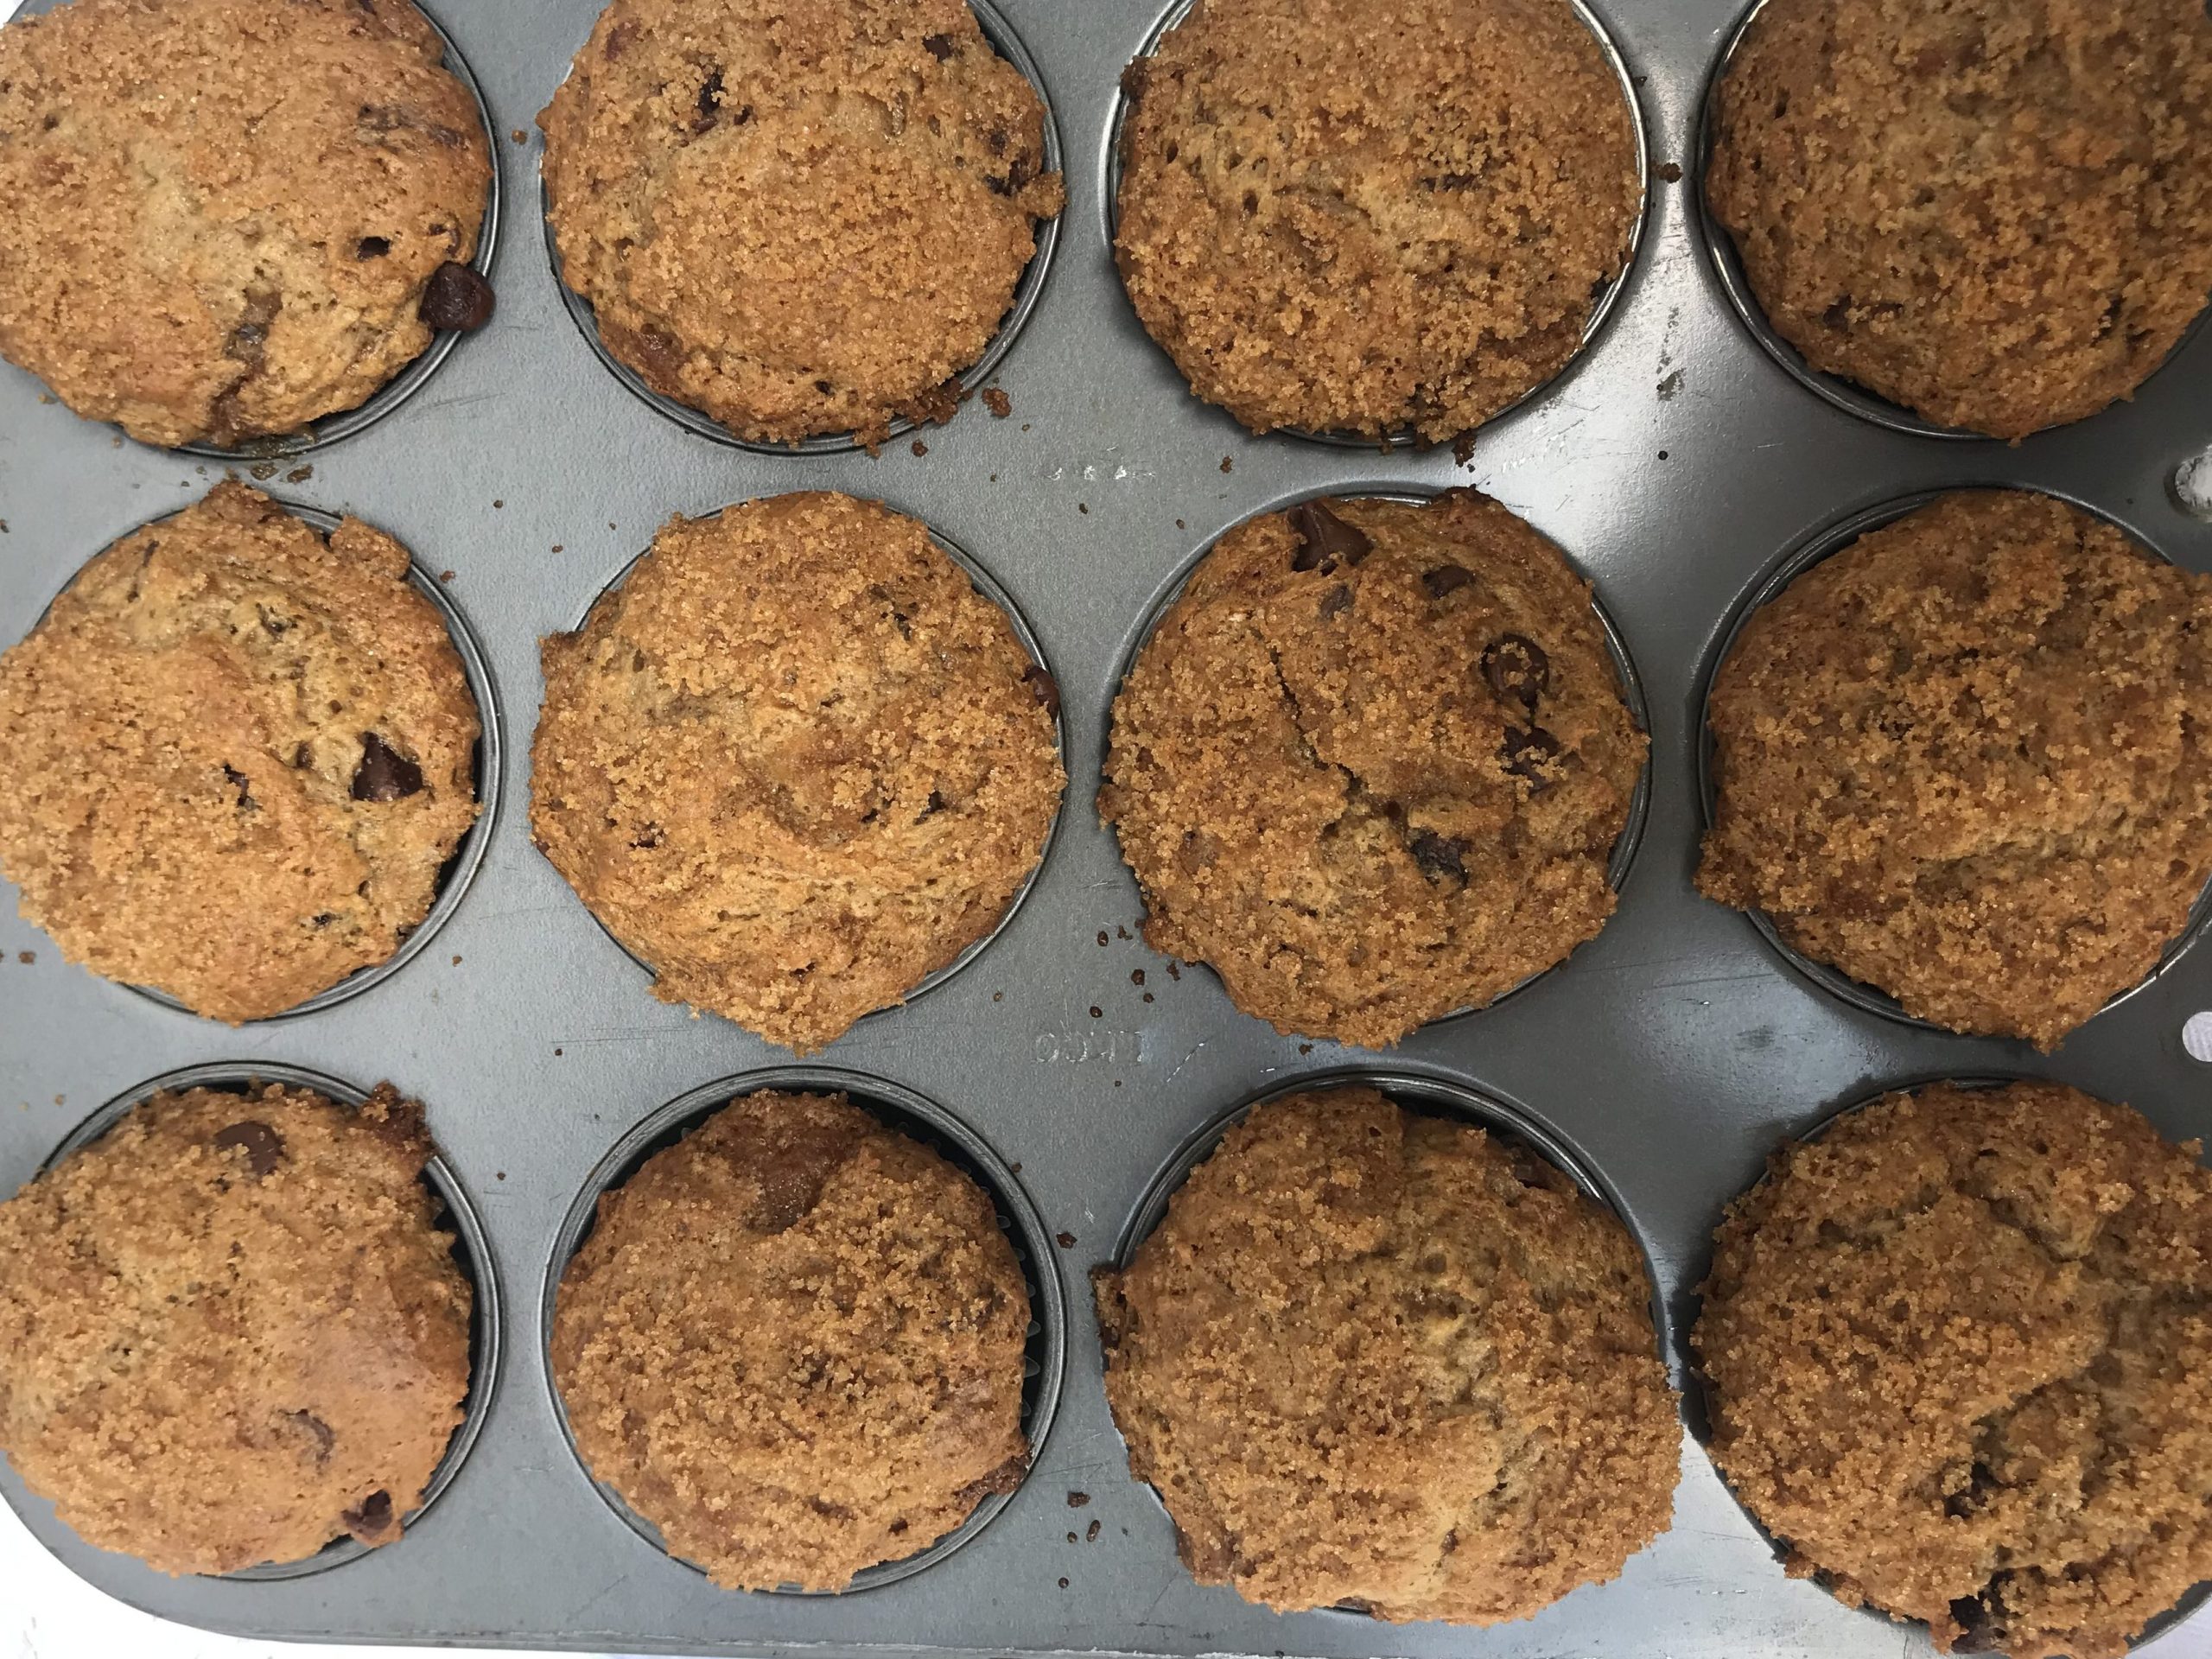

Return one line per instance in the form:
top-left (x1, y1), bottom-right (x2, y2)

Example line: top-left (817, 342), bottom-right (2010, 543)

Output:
top-left (1087, 1518), bottom-right (1101, 1541)
top-left (1056, 1231), bottom-right (1077, 1249)
top-left (511, 128), bottom-right (528, 144)
top-left (1132, 969), bottom-right (1146, 986)
top-left (1067, 1491), bottom-right (1090, 1506)
top-left (911, 439), bottom-right (929, 456)
top-left (983, 387), bottom-right (1012, 417)
top-left (284, 466), bottom-right (313, 484)
top-left (1656, 161), bottom-right (1682, 182)
top-left (16, 951), bottom-right (32, 964)
top-left (1219, 456), bottom-right (1232, 473)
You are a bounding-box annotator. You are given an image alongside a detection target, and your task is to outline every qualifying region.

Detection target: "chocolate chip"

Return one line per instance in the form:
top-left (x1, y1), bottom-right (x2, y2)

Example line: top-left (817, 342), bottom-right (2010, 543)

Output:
top-left (220, 764), bottom-right (255, 810)
top-left (1421, 563), bottom-right (1472, 599)
top-left (922, 32), bottom-right (955, 60)
top-left (293, 743), bottom-right (313, 769)
top-left (1021, 664), bottom-right (1060, 717)
top-left (355, 236), bottom-right (391, 259)
top-left (212, 1121), bottom-right (285, 1179)
top-left (1949, 1582), bottom-right (2011, 1655)
top-left (1481, 633), bottom-right (1549, 708)
top-left (286, 1410), bottom-right (335, 1464)
top-left (1408, 830), bottom-right (1467, 884)
top-left (342, 1490), bottom-right (395, 1542)
top-left (693, 67), bottom-right (723, 131)
top-left (352, 733), bottom-right (424, 801)
top-left (1500, 725), bottom-right (1560, 785)
top-left (1287, 500), bottom-right (1371, 571)
top-left (1319, 582), bottom-right (1352, 619)
top-left (419, 261), bottom-right (494, 331)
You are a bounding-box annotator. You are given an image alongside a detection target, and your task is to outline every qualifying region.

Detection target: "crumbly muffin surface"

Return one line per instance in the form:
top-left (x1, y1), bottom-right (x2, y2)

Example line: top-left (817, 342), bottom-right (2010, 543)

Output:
top-left (0, 481), bottom-right (482, 1023)
top-left (539, 0), bottom-right (1061, 447)
top-left (531, 492), bottom-right (1063, 1052)
top-left (1697, 1081), bottom-right (2212, 1659)
top-left (1699, 490), bottom-right (2212, 1049)
top-left (0, 1083), bottom-right (472, 1577)
top-left (0, 0), bottom-right (491, 448)
top-left (1707, 0), bottom-right (2212, 439)
top-left (1102, 491), bottom-right (1644, 1049)
top-left (551, 1090), bottom-right (1032, 1592)
top-left (1096, 1087), bottom-right (1678, 1624)
top-left (1115, 0), bottom-right (1639, 443)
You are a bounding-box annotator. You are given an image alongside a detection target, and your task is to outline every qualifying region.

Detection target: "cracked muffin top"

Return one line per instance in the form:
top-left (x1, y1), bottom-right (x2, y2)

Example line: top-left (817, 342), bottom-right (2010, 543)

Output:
top-left (0, 1082), bottom-right (472, 1576)
top-left (552, 1090), bottom-right (1033, 1592)
top-left (0, 481), bottom-right (482, 1022)
top-left (1114, 0), bottom-right (1640, 444)
top-left (531, 492), bottom-right (1064, 1052)
top-left (539, 0), bottom-right (1061, 448)
top-left (1707, 0), bottom-right (2212, 440)
top-left (1698, 490), bottom-right (2212, 1051)
top-left (1697, 1080), bottom-right (2212, 1659)
top-left (1096, 1086), bottom-right (1679, 1624)
top-left (0, 0), bottom-right (492, 448)
top-left (1101, 491), bottom-right (1644, 1049)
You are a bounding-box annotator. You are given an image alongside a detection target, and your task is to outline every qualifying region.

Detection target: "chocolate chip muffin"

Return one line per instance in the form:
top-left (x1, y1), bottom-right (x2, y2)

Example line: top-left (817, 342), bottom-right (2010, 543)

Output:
top-left (0, 482), bottom-right (482, 1023)
top-left (531, 493), bottom-right (1063, 1052)
top-left (1697, 1081), bottom-right (2212, 1659)
top-left (0, 0), bottom-right (493, 449)
top-left (1115, 0), bottom-right (1640, 443)
top-left (539, 0), bottom-right (1060, 448)
top-left (0, 1081), bottom-right (473, 1577)
top-left (1699, 490), bottom-right (2212, 1050)
top-left (1096, 1086), bottom-right (1678, 1623)
top-left (1707, 0), bottom-right (2212, 440)
top-left (552, 1089), bottom-right (1032, 1592)
top-left (1102, 491), bottom-right (1644, 1049)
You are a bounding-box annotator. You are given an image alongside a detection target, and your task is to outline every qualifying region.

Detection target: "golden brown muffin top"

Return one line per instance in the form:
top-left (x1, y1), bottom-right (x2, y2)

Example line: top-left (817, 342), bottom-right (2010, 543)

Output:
top-left (539, 0), bottom-right (1060, 448)
top-left (1102, 492), bottom-right (1644, 1048)
top-left (0, 481), bottom-right (482, 1023)
top-left (1697, 1081), bottom-right (2212, 1659)
top-left (551, 1090), bottom-right (1032, 1592)
top-left (0, 1082), bottom-right (472, 1576)
top-left (531, 492), bottom-right (1063, 1053)
top-left (1699, 490), bottom-right (2212, 1050)
top-left (1115, 0), bottom-right (1639, 443)
top-left (1096, 1086), bottom-right (1679, 1624)
top-left (0, 0), bottom-right (491, 448)
top-left (1707, 0), bottom-right (2212, 439)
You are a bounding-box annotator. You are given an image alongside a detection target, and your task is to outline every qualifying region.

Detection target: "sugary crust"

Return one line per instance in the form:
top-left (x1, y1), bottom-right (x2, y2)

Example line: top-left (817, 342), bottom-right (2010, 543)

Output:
top-left (1698, 490), bottom-right (2212, 1049)
top-left (1697, 1081), bottom-right (2212, 1659)
top-left (1114, 0), bottom-right (1639, 442)
top-left (530, 492), bottom-right (1064, 1052)
top-left (1096, 1087), bottom-right (1678, 1624)
top-left (0, 1082), bottom-right (472, 1576)
top-left (539, 0), bottom-right (1060, 447)
top-left (0, 0), bottom-right (491, 448)
top-left (1707, 0), bottom-right (2212, 439)
top-left (0, 481), bottom-right (482, 1022)
top-left (550, 1090), bottom-right (1032, 1592)
top-left (1102, 491), bottom-right (1644, 1048)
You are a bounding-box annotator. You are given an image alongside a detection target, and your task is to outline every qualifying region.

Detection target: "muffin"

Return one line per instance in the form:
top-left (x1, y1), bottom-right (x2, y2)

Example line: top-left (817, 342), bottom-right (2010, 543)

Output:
top-left (0, 481), bottom-right (482, 1023)
top-left (1101, 490), bottom-right (1644, 1049)
top-left (1114, 0), bottom-right (1640, 444)
top-left (1697, 1080), bottom-right (2212, 1659)
top-left (1699, 489), bottom-right (2212, 1050)
top-left (1096, 1086), bottom-right (1678, 1623)
top-left (0, 1081), bottom-right (473, 1576)
top-left (531, 492), bottom-right (1063, 1052)
top-left (551, 1090), bottom-right (1032, 1592)
top-left (539, 0), bottom-right (1060, 448)
top-left (0, 0), bottom-right (493, 449)
top-left (1707, 0), bottom-right (2212, 440)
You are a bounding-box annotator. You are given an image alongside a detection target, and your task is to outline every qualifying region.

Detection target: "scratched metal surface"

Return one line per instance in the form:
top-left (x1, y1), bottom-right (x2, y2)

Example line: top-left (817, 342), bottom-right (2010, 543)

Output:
top-left (2, 1), bottom-right (2211, 1656)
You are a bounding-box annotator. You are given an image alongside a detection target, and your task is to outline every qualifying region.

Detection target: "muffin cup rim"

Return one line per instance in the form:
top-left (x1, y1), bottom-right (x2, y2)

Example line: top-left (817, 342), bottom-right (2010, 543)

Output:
top-left (25, 1058), bottom-right (500, 1583)
top-left (1693, 483), bottom-right (2212, 1041)
top-left (537, 1063), bottom-right (1067, 1597)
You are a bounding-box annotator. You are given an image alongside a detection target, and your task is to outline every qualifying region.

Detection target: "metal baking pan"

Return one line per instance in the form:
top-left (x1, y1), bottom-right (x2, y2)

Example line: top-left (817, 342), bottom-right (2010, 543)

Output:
top-left (3, 0), bottom-right (2210, 1655)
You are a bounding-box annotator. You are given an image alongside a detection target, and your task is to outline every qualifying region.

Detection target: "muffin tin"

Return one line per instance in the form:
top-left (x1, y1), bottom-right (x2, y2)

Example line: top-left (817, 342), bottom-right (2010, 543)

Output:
top-left (1, 0), bottom-right (2210, 1655)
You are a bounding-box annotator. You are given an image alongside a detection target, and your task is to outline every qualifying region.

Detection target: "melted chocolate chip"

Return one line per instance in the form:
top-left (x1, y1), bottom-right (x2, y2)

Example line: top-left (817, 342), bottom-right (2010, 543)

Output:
top-left (352, 733), bottom-right (424, 801)
top-left (922, 32), bottom-right (955, 60)
top-left (1318, 582), bottom-right (1352, 620)
top-left (1421, 563), bottom-right (1472, 599)
top-left (1021, 664), bottom-right (1061, 717)
top-left (212, 1120), bottom-right (285, 1179)
top-left (342, 1490), bottom-right (395, 1541)
top-left (1287, 500), bottom-right (1372, 571)
top-left (693, 67), bottom-right (723, 130)
top-left (286, 1410), bottom-right (335, 1464)
top-left (355, 236), bottom-right (391, 259)
top-left (419, 261), bottom-right (494, 331)
top-left (1408, 830), bottom-right (1468, 884)
top-left (1481, 633), bottom-right (1549, 708)
top-left (1500, 725), bottom-right (1560, 785)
